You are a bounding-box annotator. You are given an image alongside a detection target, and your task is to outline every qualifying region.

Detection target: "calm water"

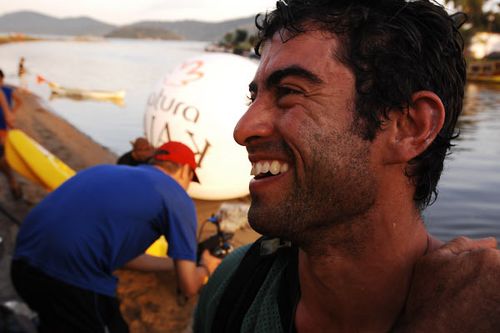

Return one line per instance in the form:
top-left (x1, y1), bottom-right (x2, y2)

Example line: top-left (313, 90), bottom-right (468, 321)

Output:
top-left (0, 39), bottom-right (208, 154)
top-left (425, 83), bottom-right (500, 241)
top-left (0, 39), bottom-right (499, 241)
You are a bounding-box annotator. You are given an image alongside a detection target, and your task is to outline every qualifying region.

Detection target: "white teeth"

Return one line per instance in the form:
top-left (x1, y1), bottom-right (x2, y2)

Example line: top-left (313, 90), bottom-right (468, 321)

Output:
top-left (261, 161), bottom-right (270, 173)
top-left (250, 164), bottom-right (257, 176)
top-left (251, 160), bottom-right (289, 177)
top-left (255, 163), bottom-right (262, 175)
top-left (270, 161), bottom-right (281, 175)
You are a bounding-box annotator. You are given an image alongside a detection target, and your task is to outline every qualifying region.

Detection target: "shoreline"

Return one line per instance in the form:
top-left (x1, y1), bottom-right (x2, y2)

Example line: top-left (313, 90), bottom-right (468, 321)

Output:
top-left (0, 89), bottom-right (258, 332)
top-left (0, 34), bottom-right (42, 45)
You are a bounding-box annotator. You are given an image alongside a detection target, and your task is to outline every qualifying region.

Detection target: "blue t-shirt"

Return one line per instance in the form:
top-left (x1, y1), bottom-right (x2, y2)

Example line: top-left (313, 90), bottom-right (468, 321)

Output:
top-left (0, 86), bottom-right (14, 130)
top-left (14, 164), bottom-right (197, 296)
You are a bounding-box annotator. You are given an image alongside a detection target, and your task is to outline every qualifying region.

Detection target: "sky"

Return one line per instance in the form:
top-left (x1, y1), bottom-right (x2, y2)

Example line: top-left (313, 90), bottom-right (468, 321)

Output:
top-left (0, 0), bottom-right (279, 25)
top-left (2, 0), bottom-right (498, 26)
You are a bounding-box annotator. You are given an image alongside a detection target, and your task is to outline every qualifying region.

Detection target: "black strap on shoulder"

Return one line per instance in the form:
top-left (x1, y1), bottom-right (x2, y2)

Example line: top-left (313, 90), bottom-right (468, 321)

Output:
top-left (211, 236), bottom-right (294, 333)
top-left (278, 247), bottom-right (299, 333)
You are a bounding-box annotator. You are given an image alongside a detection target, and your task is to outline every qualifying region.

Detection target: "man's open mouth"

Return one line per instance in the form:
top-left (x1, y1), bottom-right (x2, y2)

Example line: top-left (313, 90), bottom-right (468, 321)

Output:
top-left (251, 160), bottom-right (289, 179)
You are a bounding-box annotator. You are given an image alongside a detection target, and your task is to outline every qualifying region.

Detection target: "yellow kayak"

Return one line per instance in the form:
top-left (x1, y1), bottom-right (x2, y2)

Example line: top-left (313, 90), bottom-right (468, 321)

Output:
top-left (146, 236), bottom-right (169, 257)
top-left (5, 129), bottom-right (76, 191)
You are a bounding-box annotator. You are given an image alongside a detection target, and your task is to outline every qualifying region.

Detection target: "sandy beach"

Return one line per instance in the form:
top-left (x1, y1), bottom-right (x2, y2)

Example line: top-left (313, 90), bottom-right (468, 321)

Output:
top-left (0, 88), bottom-right (259, 332)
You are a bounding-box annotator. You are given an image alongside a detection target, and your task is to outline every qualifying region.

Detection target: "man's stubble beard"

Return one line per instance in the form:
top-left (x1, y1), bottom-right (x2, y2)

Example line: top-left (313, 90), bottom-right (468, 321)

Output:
top-left (247, 130), bottom-right (378, 250)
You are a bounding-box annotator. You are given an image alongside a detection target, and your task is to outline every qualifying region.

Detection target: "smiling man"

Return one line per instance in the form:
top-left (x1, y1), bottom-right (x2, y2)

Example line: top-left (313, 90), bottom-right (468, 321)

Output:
top-left (194, 1), bottom-right (500, 332)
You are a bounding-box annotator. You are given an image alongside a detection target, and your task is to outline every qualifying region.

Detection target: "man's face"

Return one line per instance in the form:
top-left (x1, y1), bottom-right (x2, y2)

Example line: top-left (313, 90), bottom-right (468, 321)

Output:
top-left (233, 30), bottom-right (379, 244)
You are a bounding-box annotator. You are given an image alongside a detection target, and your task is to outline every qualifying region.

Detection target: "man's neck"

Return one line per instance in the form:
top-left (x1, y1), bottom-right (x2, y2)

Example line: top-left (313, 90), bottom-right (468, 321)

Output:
top-left (295, 206), bottom-right (429, 332)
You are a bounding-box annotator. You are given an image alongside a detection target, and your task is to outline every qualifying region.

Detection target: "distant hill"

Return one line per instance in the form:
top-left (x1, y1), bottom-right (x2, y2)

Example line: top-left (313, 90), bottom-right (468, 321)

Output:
top-left (0, 10), bottom-right (257, 41)
top-left (0, 11), bottom-right (116, 36)
top-left (128, 17), bottom-right (256, 41)
top-left (105, 26), bottom-right (183, 40)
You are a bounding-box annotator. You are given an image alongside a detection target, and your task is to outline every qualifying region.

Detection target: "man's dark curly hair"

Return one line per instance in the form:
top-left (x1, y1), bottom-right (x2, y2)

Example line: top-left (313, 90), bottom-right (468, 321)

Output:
top-left (254, 0), bottom-right (467, 210)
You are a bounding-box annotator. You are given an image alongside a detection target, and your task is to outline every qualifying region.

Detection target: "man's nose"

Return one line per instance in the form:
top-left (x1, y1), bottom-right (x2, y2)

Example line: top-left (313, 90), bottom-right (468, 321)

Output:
top-left (233, 101), bottom-right (275, 146)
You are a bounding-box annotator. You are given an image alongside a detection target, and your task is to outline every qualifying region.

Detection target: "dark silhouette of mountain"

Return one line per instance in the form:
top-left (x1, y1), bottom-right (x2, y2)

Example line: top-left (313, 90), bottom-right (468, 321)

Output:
top-left (105, 26), bottom-right (183, 40)
top-left (0, 10), bottom-right (257, 41)
top-left (127, 17), bottom-right (256, 41)
top-left (0, 11), bottom-right (116, 36)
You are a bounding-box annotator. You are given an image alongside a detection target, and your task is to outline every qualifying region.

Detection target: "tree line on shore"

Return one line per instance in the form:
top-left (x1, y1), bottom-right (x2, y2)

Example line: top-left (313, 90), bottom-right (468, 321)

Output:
top-left (215, 0), bottom-right (500, 56)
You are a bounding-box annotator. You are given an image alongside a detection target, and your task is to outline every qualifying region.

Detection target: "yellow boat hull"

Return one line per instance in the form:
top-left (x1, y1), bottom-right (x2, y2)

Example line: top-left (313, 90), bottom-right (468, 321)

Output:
top-left (5, 129), bottom-right (76, 191)
top-left (146, 236), bottom-right (169, 257)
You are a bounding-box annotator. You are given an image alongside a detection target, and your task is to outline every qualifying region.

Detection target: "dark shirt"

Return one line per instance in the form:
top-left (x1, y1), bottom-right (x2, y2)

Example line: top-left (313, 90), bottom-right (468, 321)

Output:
top-left (116, 151), bottom-right (145, 166)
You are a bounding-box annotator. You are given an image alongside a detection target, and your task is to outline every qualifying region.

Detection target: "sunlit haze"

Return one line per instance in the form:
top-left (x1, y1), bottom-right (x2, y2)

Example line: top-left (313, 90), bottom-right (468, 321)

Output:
top-left (0, 0), bottom-right (279, 25)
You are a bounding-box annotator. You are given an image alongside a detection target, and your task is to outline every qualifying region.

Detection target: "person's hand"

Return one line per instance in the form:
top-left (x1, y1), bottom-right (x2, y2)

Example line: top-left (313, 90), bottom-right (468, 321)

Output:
top-left (394, 236), bottom-right (500, 332)
top-left (200, 249), bottom-right (222, 275)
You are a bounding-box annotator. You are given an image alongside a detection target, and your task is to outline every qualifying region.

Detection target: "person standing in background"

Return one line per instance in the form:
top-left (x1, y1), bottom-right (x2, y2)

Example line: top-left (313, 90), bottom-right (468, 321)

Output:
top-left (0, 69), bottom-right (22, 200)
top-left (18, 57), bottom-right (26, 78)
top-left (17, 57), bottom-right (27, 89)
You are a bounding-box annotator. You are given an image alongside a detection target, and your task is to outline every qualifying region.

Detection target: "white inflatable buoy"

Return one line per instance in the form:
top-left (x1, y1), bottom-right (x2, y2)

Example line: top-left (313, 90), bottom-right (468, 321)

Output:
top-left (144, 53), bottom-right (258, 200)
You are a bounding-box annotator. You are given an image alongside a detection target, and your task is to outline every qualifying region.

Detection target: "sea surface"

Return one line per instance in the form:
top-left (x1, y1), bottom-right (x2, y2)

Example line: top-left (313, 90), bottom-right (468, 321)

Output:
top-left (0, 38), bottom-right (209, 154)
top-left (424, 83), bottom-right (500, 241)
top-left (0, 39), bottom-right (499, 242)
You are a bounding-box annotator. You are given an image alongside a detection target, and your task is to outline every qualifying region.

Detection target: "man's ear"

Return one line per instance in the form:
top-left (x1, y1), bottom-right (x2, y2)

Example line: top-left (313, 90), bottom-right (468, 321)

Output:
top-left (383, 91), bottom-right (445, 164)
top-left (180, 164), bottom-right (192, 180)
top-left (170, 164), bottom-right (192, 190)
top-left (181, 164), bottom-right (195, 187)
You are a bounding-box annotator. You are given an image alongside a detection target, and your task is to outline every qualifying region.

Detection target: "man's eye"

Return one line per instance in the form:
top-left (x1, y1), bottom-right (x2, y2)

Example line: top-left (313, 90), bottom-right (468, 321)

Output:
top-left (276, 86), bottom-right (301, 99)
top-left (246, 92), bottom-right (256, 106)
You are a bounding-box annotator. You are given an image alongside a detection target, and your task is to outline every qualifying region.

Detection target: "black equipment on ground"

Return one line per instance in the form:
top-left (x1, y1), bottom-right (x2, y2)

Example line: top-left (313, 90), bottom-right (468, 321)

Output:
top-left (197, 214), bottom-right (234, 262)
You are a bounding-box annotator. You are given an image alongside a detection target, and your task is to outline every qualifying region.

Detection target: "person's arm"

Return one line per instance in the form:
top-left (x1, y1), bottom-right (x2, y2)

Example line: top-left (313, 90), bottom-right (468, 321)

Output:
top-left (393, 236), bottom-right (500, 332)
top-left (122, 253), bottom-right (173, 271)
top-left (175, 250), bottom-right (221, 298)
top-left (11, 89), bottom-right (22, 113)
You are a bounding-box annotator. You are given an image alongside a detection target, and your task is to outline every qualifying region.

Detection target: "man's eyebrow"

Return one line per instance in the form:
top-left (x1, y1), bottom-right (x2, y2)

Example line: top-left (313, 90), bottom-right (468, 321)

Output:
top-left (248, 65), bottom-right (323, 94)
top-left (266, 65), bottom-right (323, 89)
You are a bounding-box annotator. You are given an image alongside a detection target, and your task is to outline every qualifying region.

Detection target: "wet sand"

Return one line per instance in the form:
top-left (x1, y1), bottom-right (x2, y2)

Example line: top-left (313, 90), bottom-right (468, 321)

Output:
top-left (0, 89), bottom-right (259, 332)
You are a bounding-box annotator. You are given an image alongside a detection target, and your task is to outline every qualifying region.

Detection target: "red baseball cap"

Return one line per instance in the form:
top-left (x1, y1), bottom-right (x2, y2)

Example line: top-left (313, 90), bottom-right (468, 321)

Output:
top-left (153, 141), bottom-right (200, 183)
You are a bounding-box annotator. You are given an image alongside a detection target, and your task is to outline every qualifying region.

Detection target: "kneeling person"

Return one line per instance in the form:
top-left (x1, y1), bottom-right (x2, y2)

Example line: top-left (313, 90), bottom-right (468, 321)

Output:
top-left (11, 141), bottom-right (219, 333)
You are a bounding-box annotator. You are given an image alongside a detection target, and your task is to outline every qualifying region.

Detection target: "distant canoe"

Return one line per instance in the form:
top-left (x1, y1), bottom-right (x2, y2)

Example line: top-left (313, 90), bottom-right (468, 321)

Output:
top-left (48, 82), bottom-right (126, 101)
top-left (468, 59), bottom-right (500, 84)
top-left (37, 75), bottom-right (126, 105)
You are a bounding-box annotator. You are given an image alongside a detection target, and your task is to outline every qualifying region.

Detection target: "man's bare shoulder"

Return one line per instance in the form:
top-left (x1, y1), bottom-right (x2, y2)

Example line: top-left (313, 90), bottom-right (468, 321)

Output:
top-left (395, 237), bottom-right (500, 332)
